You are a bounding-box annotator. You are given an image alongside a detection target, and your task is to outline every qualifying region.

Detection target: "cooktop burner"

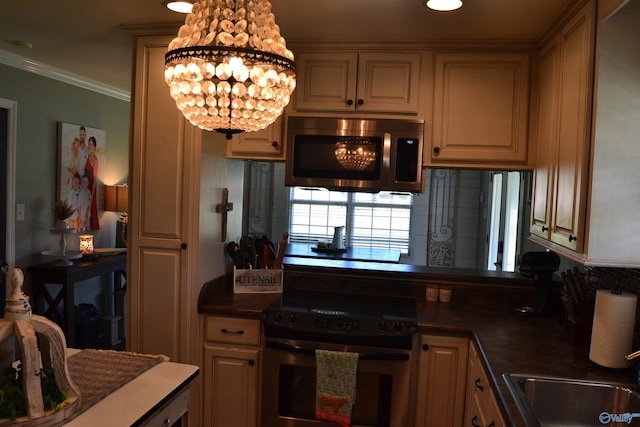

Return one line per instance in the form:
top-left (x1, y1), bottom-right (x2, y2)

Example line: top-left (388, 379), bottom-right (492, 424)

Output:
top-left (263, 290), bottom-right (417, 349)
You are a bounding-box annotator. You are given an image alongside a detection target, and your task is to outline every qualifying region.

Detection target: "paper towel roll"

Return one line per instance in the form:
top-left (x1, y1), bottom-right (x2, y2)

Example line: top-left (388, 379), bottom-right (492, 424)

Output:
top-left (589, 290), bottom-right (638, 368)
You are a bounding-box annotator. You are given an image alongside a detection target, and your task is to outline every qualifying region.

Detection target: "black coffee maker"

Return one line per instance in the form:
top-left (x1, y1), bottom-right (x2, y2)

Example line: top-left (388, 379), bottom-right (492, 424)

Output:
top-left (513, 251), bottom-right (561, 316)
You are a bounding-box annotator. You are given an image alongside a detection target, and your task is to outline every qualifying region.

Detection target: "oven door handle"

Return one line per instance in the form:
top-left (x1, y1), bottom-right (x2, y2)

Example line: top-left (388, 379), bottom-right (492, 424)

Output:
top-left (265, 340), bottom-right (410, 361)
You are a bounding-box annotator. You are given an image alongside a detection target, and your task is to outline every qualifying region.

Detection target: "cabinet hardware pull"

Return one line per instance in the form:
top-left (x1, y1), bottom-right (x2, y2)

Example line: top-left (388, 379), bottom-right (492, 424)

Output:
top-left (471, 415), bottom-right (480, 427)
top-left (488, 422), bottom-right (496, 427)
top-left (422, 344), bottom-right (429, 351)
top-left (164, 417), bottom-right (172, 426)
top-left (357, 99), bottom-right (364, 105)
top-left (221, 328), bottom-right (244, 335)
top-left (541, 226), bottom-right (548, 232)
top-left (569, 234), bottom-right (577, 242)
top-left (181, 243), bottom-right (187, 250)
top-left (346, 99), bottom-right (354, 106)
top-left (266, 340), bottom-right (410, 361)
top-left (248, 359), bottom-right (255, 366)
top-left (474, 378), bottom-right (484, 391)
top-left (433, 147), bottom-right (440, 155)
top-left (271, 140), bottom-right (278, 147)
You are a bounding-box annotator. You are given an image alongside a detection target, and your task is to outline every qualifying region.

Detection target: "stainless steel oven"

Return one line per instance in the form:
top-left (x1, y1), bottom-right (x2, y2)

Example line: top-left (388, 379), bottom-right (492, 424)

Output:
top-left (261, 291), bottom-right (417, 427)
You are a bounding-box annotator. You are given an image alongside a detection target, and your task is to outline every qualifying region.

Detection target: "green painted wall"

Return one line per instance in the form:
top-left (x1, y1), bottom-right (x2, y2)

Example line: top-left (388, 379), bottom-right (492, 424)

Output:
top-left (0, 63), bottom-right (130, 267)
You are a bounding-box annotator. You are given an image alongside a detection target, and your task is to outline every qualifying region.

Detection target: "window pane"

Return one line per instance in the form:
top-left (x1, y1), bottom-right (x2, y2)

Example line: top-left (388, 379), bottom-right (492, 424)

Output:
top-left (289, 188), bottom-right (412, 254)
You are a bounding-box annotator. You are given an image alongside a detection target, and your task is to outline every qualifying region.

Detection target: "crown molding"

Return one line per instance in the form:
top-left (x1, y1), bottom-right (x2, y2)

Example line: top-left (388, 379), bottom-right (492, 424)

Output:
top-left (0, 49), bottom-right (130, 102)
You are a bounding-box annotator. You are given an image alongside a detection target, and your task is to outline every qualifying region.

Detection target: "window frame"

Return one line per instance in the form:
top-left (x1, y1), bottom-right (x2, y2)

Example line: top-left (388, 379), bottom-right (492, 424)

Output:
top-left (287, 187), bottom-right (414, 254)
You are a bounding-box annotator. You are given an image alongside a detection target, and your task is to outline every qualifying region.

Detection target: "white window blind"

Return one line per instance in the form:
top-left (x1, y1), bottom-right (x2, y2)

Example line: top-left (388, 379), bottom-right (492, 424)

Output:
top-left (289, 188), bottom-right (413, 254)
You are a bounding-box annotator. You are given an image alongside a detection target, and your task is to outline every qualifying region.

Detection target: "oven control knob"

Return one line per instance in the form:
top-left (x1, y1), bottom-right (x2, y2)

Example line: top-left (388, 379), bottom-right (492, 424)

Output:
top-left (377, 322), bottom-right (388, 332)
top-left (288, 314), bottom-right (298, 324)
top-left (392, 323), bottom-right (404, 333)
top-left (273, 312), bottom-right (283, 323)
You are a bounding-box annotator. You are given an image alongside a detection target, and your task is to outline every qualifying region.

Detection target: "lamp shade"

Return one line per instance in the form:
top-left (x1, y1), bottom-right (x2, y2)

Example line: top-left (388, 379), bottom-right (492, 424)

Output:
top-left (104, 185), bottom-right (128, 212)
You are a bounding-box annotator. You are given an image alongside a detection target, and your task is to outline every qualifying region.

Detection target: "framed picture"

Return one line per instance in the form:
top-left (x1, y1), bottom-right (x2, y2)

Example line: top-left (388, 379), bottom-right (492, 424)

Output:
top-left (57, 122), bottom-right (107, 231)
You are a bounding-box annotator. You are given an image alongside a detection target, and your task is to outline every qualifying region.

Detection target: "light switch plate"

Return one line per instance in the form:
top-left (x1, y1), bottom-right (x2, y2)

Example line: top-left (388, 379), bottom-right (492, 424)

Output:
top-left (16, 204), bottom-right (25, 221)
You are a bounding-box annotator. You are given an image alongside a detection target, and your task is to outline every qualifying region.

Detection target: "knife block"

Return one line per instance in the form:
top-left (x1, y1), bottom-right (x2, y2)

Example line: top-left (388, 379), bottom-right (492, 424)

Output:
top-left (561, 294), bottom-right (595, 346)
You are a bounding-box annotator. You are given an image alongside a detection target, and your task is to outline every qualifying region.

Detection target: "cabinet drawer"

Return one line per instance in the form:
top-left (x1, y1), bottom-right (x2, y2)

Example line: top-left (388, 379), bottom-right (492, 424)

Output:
top-left (140, 386), bottom-right (190, 426)
top-left (206, 316), bottom-right (261, 346)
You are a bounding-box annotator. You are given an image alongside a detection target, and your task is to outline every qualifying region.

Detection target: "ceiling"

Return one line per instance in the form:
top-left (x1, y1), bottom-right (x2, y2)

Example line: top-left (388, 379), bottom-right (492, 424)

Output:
top-left (0, 0), bottom-right (575, 96)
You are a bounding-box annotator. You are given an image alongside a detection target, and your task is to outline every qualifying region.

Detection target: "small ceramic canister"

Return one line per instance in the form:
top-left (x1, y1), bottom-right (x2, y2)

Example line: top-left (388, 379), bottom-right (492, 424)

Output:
top-left (439, 287), bottom-right (452, 303)
top-left (426, 286), bottom-right (439, 302)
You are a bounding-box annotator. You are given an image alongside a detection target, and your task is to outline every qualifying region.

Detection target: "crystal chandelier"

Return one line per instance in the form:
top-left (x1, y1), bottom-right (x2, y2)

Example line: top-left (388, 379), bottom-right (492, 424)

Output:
top-left (334, 137), bottom-right (377, 172)
top-left (165, 0), bottom-right (296, 138)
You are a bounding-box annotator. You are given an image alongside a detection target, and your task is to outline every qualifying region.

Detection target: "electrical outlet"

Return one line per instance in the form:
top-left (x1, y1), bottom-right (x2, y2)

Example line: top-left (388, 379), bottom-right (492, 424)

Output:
top-left (16, 204), bottom-right (25, 221)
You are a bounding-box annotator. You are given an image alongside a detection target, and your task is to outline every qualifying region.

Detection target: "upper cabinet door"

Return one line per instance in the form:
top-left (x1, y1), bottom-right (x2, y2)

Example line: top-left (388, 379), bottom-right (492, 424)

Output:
top-left (294, 51), bottom-right (421, 114)
top-left (548, 2), bottom-right (594, 252)
top-left (429, 52), bottom-right (531, 168)
top-left (295, 52), bottom-right (358, 112)
top-left (355, 52), bottom-right (421, 114)
top-left (530, 39), bottom-right (561, 240)
top-left (226, 117), bottom-right (285, 160)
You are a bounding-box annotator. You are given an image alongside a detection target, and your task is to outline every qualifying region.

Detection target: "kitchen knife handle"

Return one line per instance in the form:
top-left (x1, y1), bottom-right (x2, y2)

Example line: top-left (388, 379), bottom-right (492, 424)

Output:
top-left (272, 232), bottom-right (288, 270)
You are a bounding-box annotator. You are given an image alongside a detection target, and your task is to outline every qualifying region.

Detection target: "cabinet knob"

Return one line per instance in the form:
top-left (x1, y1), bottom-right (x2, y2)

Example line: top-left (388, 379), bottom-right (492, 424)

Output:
top-left (346, 99), bottom-right (354, 106)
top-left (357, 99), bottom-right (364, 106)
top-left (569, 234), bottom-right (577, 242)
top-left (422, 344), bottom-right (429, 351)
top-left (163, 417), bottom-right (172, 426)
top-left (181, 243), bottom-right (187, 250)
top-left (433, 147), bottom-right (440, 155)
top-left (474, 378), bottom-right (484, 391)
top-left (272, 140), bottom-right (278, 147)
top-left (541, 226), bottom-right (548, 232)
top-left (249, 359), bottom-right (255, 366)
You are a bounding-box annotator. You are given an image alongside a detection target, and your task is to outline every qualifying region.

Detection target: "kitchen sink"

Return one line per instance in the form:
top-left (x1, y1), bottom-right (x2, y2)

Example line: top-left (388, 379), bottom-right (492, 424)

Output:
top-left (503, 373), bottom-right (640, 426)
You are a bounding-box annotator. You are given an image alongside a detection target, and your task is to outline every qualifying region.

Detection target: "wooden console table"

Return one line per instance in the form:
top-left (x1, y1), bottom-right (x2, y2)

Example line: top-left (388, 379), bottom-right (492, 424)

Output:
top-left (28, 253), bottom-right (127, 347)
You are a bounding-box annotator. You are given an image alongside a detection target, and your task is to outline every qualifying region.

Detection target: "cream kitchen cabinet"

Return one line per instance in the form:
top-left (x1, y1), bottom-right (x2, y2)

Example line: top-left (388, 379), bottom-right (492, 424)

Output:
top-left (203, 316), bottom-right (261, 427)
top-left (415, 335), bottom-right (469, 427)
top-left (130, 32), bottom-right (245, 427)
top-left (464, 342), bottom-right (506, 427)
top-left (129, 34), bottom-right (201, 363)
top-left (427, 52), bottom-right (531, 169)
top-left (226, 116), bottom-right (285, 160)
top-left (529, 1), bottom-right (595, 252)
top-left (294, 51), bottom-right (421, 114)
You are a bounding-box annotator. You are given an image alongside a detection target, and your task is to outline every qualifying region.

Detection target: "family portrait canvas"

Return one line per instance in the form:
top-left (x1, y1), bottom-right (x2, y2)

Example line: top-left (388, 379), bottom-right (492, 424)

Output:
top-left (57, 122), bottom-right (107, 231)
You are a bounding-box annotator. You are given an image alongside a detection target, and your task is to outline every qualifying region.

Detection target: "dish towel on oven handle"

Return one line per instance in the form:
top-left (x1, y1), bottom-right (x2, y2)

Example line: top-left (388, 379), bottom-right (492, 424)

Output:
top-left (315, 349), bottom-right (359, 427)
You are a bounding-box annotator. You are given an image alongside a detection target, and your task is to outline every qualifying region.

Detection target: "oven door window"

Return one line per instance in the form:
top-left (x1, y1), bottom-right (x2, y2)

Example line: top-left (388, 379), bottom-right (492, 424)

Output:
top-left (292, 134), bottom-right (383, 180)
top-left (278, 365), bottom-right (392, 426)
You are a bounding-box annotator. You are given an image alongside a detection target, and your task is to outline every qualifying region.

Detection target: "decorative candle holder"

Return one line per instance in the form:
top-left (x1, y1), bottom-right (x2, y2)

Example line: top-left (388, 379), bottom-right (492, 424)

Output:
top-left (79, 235), bottom-right (94, 255)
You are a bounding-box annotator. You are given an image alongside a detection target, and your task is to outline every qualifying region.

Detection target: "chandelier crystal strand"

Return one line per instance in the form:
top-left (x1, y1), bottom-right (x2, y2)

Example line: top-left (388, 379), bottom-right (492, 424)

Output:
top-left (335, 137), bottom-right (378, 171)
top-left (165, 0), bottom-right (296, 138)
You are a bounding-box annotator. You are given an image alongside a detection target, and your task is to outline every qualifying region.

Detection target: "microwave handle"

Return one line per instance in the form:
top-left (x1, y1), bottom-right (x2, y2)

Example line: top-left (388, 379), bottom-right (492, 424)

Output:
top-left (265, 340), bottom-right (410, 361)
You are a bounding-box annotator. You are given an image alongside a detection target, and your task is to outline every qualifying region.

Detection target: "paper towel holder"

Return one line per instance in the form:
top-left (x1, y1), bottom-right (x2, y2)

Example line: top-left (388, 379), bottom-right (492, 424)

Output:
top-left (513, 251), bottom-right (561, 317)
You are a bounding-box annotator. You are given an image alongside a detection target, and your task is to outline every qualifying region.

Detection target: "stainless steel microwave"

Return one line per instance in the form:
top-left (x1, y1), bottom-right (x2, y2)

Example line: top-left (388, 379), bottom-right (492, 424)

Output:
top-left (284, 117), bottom-right (425, 193)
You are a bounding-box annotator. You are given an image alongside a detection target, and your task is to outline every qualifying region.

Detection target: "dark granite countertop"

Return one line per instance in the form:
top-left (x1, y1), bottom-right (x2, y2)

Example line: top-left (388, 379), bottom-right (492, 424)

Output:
top-left (197, 267), bottom-right (637, 427)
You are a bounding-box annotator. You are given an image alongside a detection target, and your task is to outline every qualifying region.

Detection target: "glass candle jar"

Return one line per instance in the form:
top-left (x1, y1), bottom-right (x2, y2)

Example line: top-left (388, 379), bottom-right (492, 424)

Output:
top-left (79, 235), bottom-right (94, 255)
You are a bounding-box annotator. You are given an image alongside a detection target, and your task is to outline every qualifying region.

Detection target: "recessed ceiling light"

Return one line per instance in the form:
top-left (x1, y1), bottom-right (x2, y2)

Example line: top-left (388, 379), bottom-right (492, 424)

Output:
top-left (164, 0), bottom-right (193, 13)
top-left (425, 0), bottom-right (463, 11)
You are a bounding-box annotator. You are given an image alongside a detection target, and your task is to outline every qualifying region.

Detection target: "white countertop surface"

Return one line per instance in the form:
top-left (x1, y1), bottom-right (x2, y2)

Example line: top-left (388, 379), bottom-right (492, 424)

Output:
top-left (64, 350), bottom-right (199, 426)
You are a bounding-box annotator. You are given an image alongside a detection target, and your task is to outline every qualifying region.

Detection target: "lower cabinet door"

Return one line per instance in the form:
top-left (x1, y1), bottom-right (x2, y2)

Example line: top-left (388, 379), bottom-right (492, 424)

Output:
top-left (415, 335), bottom-right (469, 427)
top-left (204, 345), bottom-right (259, 427)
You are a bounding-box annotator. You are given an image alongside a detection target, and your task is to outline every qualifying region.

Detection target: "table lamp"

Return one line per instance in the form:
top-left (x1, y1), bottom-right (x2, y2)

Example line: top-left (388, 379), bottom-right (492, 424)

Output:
top-left (104, 185), bottom-right (128, 248)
